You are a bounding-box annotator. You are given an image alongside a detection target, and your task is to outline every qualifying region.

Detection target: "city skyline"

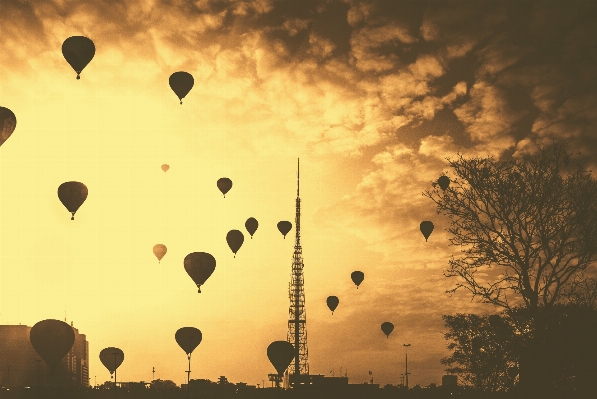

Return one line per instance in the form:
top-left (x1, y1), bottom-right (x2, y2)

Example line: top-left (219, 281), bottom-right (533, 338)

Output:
top-left (1, 0), bottom-right (596, 389)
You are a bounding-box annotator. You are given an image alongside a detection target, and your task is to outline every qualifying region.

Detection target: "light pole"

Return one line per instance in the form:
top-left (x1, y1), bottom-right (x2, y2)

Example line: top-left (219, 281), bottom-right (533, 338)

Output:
top-left (152, 367), bottom-right (155, 382)
top-left (403, 344), bottom-right (411, 389)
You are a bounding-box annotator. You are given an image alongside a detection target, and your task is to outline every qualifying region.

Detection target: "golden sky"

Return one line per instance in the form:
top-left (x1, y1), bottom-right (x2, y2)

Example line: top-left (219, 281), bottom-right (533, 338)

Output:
top-left (1, 0), bottom-right (596, 388)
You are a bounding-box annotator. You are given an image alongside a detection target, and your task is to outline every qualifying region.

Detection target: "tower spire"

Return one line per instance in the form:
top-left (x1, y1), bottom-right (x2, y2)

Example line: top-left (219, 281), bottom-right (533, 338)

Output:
top-left (287, 158), bottom-right (309, 385)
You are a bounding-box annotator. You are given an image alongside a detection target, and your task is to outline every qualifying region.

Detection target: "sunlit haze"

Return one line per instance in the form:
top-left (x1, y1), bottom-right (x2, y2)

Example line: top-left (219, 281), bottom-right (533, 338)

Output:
top-left (1, 0), bottom-right (596, 388)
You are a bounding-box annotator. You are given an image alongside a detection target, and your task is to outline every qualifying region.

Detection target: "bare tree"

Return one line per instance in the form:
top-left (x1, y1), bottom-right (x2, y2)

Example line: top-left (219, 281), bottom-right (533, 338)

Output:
top-left (424, 143), bottom-right (597, 316)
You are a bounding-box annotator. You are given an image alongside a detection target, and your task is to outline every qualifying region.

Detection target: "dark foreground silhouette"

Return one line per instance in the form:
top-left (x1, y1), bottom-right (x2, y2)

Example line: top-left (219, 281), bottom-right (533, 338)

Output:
top-left (0, 384), bottom-right (593, 399)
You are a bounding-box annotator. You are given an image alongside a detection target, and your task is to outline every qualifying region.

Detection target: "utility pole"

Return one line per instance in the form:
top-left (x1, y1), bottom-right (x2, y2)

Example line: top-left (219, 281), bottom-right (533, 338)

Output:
top-left (403, 344), bottom-right (411, 388)
top-left (152, 367), bottom-right (155, 381)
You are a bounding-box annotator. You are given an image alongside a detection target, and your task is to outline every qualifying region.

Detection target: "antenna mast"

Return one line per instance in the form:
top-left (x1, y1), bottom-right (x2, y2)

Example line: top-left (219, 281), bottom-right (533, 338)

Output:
top-left (286, 158), bottom-right (309, 385)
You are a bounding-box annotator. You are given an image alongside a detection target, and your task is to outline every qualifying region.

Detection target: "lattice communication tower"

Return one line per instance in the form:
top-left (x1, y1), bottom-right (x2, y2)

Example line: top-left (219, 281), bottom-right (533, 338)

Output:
top-left (286, 158), bottom-right (309, 382)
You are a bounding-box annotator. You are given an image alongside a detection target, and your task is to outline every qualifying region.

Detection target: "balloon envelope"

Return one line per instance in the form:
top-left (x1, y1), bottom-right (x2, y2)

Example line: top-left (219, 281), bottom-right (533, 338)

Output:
top-left (420, 221), bottom-right (434, 242)
top-left (245, 217), bottom-right (258, 238)
top-left (277, 221), bottom-right (292, 238)
top-left (30, 319), bottom-right (75, 368)
top-left (184, 252), bottom-right (216, 293)
top-left (62, 36), bottom-right (95, 79)
top-left (169, 72), bottom-right (194, 104)
top-left (161, 164), bottom-right (169, 172)
top-left (267, 341), bottom-right (295, 375)
top-left (351, 271), bottom-right (364, 288)
top-left (99, 347), bottom-right (124, 373)
top-left (175, 327), bottom-right (203, 355)
top-left (326, 296), bottom-right (339, 314)
top-left (153, 244), bottom-right (167, 262)
top-left (438, 176), bottom-right (450, 191)
top-left (381, 322), bottom-right (394, 338)
top-left (226, 230), bottom-right (244, 257)
top-left (58, 181), bottom-right (88, 220)
top-left (0, 106), bottom-right (17, 147)
top-left (217, 178), bottom-right (232, 197)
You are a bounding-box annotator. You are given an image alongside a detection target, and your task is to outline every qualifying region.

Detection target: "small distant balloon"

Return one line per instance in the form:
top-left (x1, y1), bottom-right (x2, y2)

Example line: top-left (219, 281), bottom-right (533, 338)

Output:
top-left (0, 106), bottom-right (17, 147)
top-left (217, 178), bottom-right (232, 198)
top-left (437, 176), bottom-right (450, 191)
top-left (62, 36), bottom-right (95, 79)
top-left (30, 319), bottom-right (75, 368)
top-left (267, 341), bottom-right (295, 376)
top-left (381, 322), bottom-right (394, 338)
top-left (161, 164), bottom-right (169, 172)
top-left (58, 181), bottom-right (88, 220)
top-left (153, 244), bottom-right (167, 263)
top-left (169, 71), bottom-right (194, 104)
top-left (184, 252), bottom-right (216, 293)
top-left (420, 221), bottom-right (434, 242)
top-left (245, 217), bottom-right (258, 239)
top-left (277, 221), bottom-right (292, 238)
top-left (226, 230), bottom-right (244, 257)
top-left (351, 271), bottom-right (364, 289)
top-left (99, 347), bottom-right (124, 374)
top-left (175, 327), bottom-right (202, 356)
top-left (326, 296), bottom-right (339, 314)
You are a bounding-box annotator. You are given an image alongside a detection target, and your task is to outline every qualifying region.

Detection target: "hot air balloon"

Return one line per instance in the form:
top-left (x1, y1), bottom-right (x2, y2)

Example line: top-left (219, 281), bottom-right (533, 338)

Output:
top-left (217, 178), bottom-right (232, 197)
top-left (161, 164), bottom-right (169, 172)
top-left (62, 36), bottom-right (95, 79)
top-left (277, 221), bottom-right (292, 238)
top-left (267, 341), bottom-right (295, 376)
top-left (30, 319), bottom-right (75, 369)
top-left (326, 296), bottom-right (339, 314)
top-left (184, 252), bottom-right (216, 293)
top-left (226, 230), bottom-right (244, 257)
top-left (58, 181), bottom-right (88, 220)
top-left (0, 106), bottom-right (17, 147)
top-left (351, 271), bottom-right (364, 289)
top-left (245, 217), bottom-right (258, 239)
top-left (420, 221), bottom-right (434, 242)
top-left (175, 327), bottom-right (203, 356)
top-left (169, 72), bottom-right (194, 104)
top-left (176, 327), bottom-right (202, 393)
top-left (381, 322), bottom-right (394, 338)
top-left (438, 176), bottom-right (450, 191)
top-left (153, 244), bottom-right (167, 263)
top-left (99, 347), bottom-right (124, 375)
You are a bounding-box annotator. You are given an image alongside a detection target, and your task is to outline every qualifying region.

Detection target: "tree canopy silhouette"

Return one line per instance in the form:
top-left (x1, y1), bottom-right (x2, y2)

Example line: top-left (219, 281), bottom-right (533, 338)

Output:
top-left (425, 143), bottom-right (597, 314)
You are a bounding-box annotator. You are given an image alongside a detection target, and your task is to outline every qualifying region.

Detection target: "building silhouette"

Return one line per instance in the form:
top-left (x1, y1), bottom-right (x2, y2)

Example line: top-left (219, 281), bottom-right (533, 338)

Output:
top-left (0, 322), bottom-right (89, 388)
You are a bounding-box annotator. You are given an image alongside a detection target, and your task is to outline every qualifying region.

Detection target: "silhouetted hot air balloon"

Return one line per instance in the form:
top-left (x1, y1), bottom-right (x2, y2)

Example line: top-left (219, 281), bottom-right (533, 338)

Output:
top-left (184, 252), bottom-right (216, 293)
top-left (0, 106), bottom-right (17, 147)
top-left (30, 319), bottom-right (75, 369)
top-left (169, 72), bottom-right (194, 104)
top-left (381, 322), bottom-right (394, 338)
top-left (153, 244), bottom-right (167, 263)
top-left (58, 181), bottom-right (88, 220)
top-left (99, 347), bottom-right (124, 375)
top-left (438, 176), bottom-right (450, 191)
top-left (161, 164), bottom-right (169, 172)
top-left (420, 221), bottom-right (434, 242)
top-left (226, 230), bottom-right (244, 258)
top-left (62, 36), bottom-right (95, 80)
top-left (245, 217), bottom-right (258, 239)
top-left (351, 271), bottom-right (364, 289)
top-left (267, 341), bottom-right (295, 376)
top-left (326, 296), bottom-right (339, 314)
top-left (277, 221), bottom-right (292, 238)
top-left (175, 327), bottom-right (202, 356)
top-left (217, 178), bottom-right (232, 198)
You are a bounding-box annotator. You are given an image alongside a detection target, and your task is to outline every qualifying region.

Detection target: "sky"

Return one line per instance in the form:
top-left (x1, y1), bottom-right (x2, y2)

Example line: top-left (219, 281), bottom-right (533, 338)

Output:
top-left (1, 0), bottom-right (597, 388)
